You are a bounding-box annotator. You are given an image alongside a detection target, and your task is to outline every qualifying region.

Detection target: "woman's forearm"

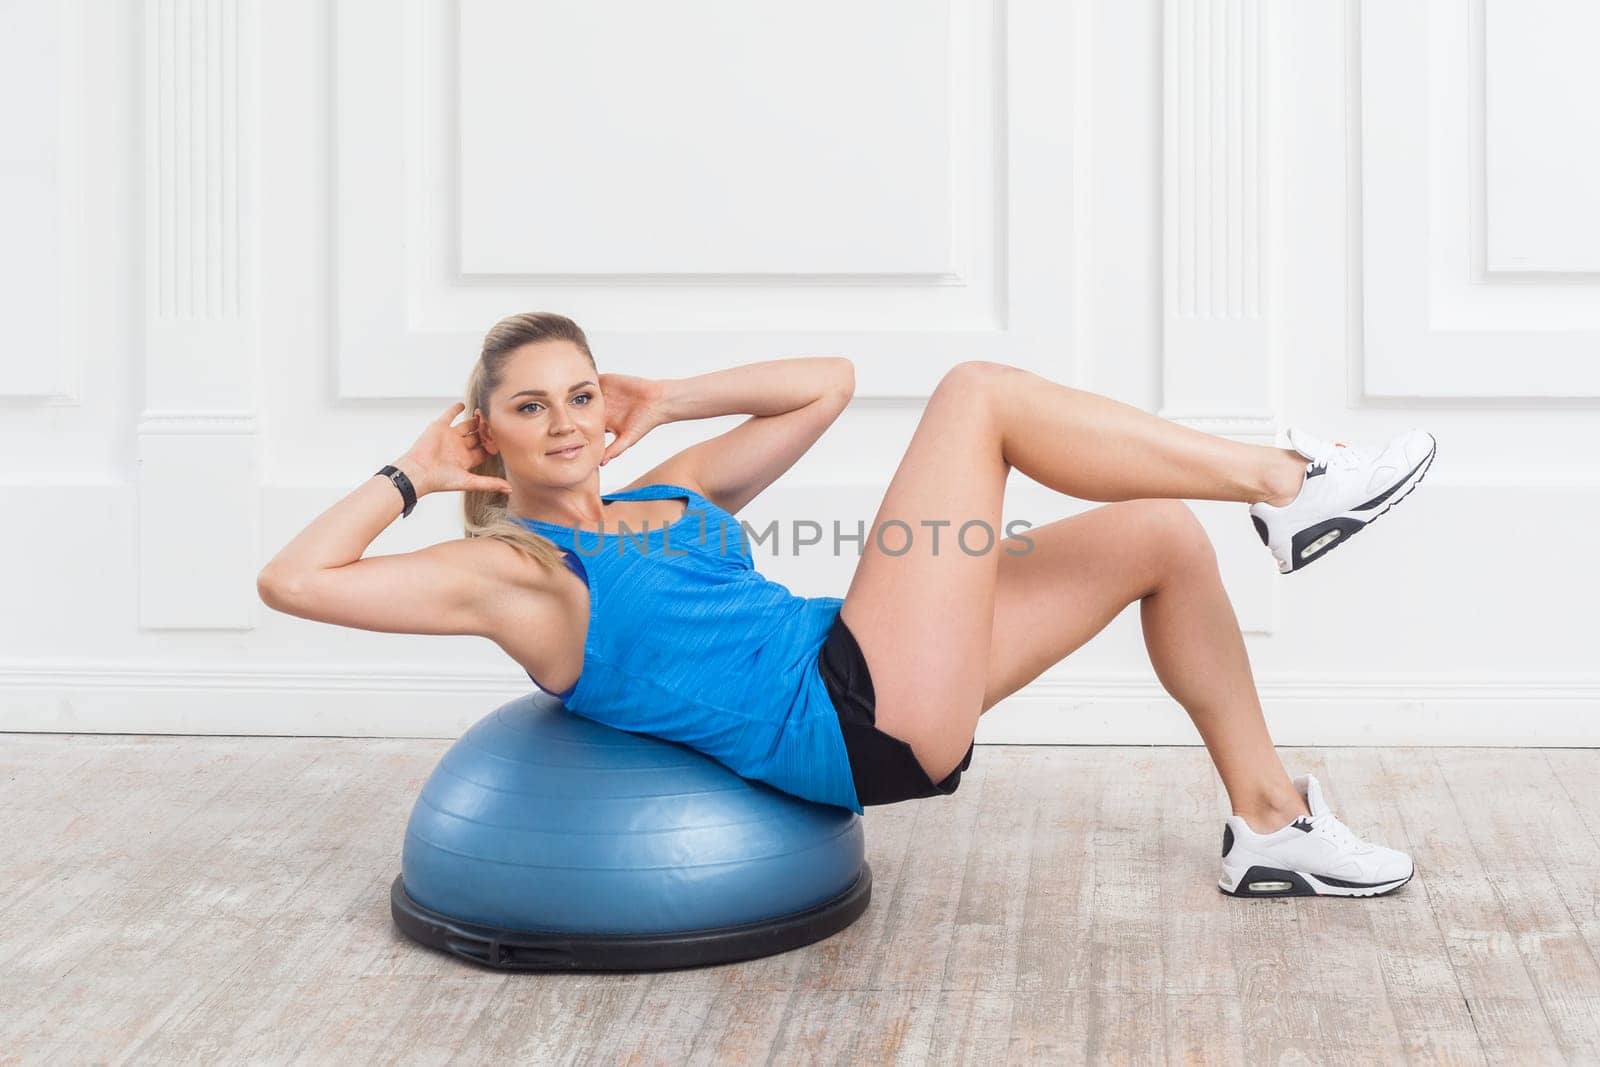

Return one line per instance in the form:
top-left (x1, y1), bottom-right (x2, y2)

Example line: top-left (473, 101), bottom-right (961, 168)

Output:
top-left (657, 357), bottom-right (853, 423)
top-left (258, 458), bottom-right (427, 582)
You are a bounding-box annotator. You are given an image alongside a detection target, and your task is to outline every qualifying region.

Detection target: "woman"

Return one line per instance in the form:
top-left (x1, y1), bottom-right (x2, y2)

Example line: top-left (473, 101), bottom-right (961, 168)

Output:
top-left (258, 311), bottom-right (1436, 899)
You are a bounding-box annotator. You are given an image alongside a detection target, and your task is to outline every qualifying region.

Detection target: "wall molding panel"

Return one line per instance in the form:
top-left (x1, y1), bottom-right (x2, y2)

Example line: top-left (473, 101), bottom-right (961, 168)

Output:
top-left (139, 0), bottom-right (261, 630)
top-left (1358, 0), bottom-right (1600, 398)
top-left (0, 0), bottom-right (79, 400)
top-left (1161, 0), bottom-right (1272, 421)
top-left (333, 0), bottom-right (1082, 401)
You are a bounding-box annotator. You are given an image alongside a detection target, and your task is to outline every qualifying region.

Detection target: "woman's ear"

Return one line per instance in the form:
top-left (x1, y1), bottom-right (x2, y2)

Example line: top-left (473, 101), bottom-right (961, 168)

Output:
top-left (475, 408), bottom-right (498, 455)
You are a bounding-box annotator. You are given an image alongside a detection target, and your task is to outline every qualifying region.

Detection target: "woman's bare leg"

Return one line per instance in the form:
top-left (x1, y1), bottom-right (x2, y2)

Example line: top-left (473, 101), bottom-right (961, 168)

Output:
top-left (995, 370), bottom-right (1311, 506)
top-left (980, 500), bottom-right (1310, 833)
top-left (840, 360), bottom-right (1312, 784)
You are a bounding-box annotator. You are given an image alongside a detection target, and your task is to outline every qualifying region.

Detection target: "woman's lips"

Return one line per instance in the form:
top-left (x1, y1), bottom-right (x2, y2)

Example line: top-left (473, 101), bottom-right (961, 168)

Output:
top-left (547, 443), bottom-right (584, 458)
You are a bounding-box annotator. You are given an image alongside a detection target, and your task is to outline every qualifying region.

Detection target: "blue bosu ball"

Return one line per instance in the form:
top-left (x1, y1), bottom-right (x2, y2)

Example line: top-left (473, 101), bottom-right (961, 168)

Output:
top-left (390, 690), bottom-right (871, 971)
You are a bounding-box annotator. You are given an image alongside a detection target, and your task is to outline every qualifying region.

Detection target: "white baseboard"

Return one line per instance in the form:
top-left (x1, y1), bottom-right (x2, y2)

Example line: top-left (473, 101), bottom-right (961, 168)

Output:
top-left (981, 676), bottom-right (1600, 746)
top-left (1, 663), bottom-right (1595, 746)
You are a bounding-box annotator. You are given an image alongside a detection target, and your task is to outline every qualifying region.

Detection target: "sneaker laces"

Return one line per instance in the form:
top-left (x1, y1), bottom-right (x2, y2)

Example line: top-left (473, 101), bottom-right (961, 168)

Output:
top-left (1308, 810), bottom-right (1373, 854)
top-left (1307, 442), bottom-right (1370, 475)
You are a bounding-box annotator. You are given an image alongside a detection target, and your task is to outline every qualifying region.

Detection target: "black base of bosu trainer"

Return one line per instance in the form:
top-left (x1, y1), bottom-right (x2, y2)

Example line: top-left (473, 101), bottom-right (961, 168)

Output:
top-left (390, 865), bottom-right (872, 973)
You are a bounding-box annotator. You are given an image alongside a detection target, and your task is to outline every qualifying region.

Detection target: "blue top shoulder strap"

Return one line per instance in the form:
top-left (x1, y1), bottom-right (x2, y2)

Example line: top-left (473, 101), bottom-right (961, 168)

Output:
top-left (601, 482), bottom-right (700, 503)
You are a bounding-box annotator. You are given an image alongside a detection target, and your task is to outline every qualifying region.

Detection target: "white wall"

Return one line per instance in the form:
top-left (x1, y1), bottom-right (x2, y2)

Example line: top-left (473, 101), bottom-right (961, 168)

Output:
top-left (3, 0), bottom-right (1596, 745)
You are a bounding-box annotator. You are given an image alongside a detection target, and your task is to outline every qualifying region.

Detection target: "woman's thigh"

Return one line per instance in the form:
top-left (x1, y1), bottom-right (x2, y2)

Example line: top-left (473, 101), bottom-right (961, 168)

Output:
top-left (837, 361), bottom-right (1016, 782)
top-left (980, 499), bottom-right (1209, 714)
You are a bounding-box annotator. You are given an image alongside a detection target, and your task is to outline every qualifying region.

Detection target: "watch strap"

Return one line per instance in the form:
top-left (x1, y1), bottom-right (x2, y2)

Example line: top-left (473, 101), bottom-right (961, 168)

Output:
top-left (377, 464), bottom-right (417, 517)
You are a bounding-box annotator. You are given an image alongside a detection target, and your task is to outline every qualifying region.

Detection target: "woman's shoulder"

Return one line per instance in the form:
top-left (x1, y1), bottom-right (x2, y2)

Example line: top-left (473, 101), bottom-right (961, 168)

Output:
top-left (458, 536), bottom-right (586, 684)
top-left (461, 535), bottom-right (581, 633)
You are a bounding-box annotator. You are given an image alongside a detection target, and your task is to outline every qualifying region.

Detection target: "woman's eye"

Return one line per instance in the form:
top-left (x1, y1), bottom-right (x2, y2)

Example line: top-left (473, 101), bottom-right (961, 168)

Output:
top-left (519, 394), bottom-right (589, 414)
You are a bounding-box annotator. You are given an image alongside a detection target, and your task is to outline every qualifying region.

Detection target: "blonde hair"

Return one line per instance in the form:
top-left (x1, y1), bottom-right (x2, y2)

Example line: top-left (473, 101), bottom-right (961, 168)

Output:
top-left (462, 311), bottom-right (598, 572)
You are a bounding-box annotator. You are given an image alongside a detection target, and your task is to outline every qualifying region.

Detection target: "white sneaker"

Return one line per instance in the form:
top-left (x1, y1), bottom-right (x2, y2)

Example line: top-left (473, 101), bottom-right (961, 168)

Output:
top-left (1218, 773), bottom-right (1415, 898)
top-left (1249, 426), bottom-right (1437, 574)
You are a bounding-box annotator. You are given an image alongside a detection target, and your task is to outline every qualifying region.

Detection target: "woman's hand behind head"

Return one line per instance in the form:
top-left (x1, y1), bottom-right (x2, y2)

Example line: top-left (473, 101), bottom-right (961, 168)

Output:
top-left (398, 401), bottom-right (514, 497)
top-left (598, 374), bottom-right (667, 466)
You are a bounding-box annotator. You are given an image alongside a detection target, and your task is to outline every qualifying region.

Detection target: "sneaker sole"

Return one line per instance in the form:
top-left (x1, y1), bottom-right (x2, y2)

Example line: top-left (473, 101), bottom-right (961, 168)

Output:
top-left (1218, 863), bottom-right (1415, 898)
top-left (1263, 436), bottom-right (1438, 574)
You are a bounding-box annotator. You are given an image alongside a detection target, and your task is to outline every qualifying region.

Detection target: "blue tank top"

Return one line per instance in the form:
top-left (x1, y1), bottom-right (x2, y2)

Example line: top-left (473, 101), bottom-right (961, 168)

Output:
top-left (510, 483), bottom-right (863, 814)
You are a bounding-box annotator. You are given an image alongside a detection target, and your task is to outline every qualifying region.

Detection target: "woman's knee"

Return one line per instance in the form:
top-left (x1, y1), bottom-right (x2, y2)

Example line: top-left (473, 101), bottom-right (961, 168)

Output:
top-left (1116, 499), bottom-right (1218, 575)
top-left (934, 360), bottom-right (1017, 398)
top-left (928, 362), bottom-right (1020, 435)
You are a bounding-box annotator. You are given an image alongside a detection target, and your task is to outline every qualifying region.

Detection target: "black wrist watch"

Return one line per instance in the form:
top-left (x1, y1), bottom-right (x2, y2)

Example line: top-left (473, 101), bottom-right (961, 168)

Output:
top-left (377, 464), bottom-right (418, 517)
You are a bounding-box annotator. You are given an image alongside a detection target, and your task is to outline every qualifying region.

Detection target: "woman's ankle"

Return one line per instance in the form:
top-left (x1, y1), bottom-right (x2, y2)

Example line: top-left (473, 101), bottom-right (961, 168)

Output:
top-left (1256, 449), bottom-right (1308, 507)
top-left (1234, 794), bottom-right (1312, 835)
top-left (1231, 776), bottom-right (1312, 835)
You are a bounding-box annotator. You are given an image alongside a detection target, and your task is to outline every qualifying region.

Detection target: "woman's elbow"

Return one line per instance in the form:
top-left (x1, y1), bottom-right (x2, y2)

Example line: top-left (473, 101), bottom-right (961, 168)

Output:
top-left (828, 357), bottom-right (855, 400)
top-left (256, 567), bottom-right (300, 611)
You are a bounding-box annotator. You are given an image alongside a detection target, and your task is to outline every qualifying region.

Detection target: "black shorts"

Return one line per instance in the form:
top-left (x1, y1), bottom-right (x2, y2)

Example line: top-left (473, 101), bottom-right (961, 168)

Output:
top-left (817, 612), bottom-right (974, 808)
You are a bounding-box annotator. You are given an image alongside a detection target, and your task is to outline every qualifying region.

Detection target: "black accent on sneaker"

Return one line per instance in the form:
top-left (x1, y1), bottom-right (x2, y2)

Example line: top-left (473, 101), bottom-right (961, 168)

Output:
top-left (1220, 865), bottom-right (1318, 898)
top-left (1304, 462), bottom-right (1326, 479)
top-left (1290, 516), bottom-right (1365, 570)
top-left (1251, 515), bottom-right (1269, 546)
top-left (1291, 817), bottom-right (1314, 832)
top-left (1314, 870), bottom-right (1413, 889)
top-left (1219, 864), bottom-right (1414, 898)
top-left (1222, 824), bottom-right (1234, 858)
top-left (1350, 447), bottom-right (1434, 512)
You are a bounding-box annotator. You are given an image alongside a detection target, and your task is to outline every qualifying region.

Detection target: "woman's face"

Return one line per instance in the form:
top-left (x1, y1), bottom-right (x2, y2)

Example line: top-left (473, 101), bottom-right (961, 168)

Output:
top-left (478, 340), bottom-right (605, 486)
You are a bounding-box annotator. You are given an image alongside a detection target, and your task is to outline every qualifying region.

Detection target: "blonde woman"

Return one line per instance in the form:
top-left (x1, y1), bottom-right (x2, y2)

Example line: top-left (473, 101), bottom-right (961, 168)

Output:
top-left (259, 312), bottom-right (1436, 898)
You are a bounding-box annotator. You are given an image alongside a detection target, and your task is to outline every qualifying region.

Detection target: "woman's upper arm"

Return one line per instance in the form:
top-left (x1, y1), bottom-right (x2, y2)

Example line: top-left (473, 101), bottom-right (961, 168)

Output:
top-left (257, 538), bottom-right (539, 637)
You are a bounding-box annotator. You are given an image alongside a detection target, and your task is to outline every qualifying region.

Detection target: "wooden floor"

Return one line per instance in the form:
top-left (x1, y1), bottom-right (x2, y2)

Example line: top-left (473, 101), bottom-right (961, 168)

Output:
top-left (2, 737), bottom-right (1598, 1066)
